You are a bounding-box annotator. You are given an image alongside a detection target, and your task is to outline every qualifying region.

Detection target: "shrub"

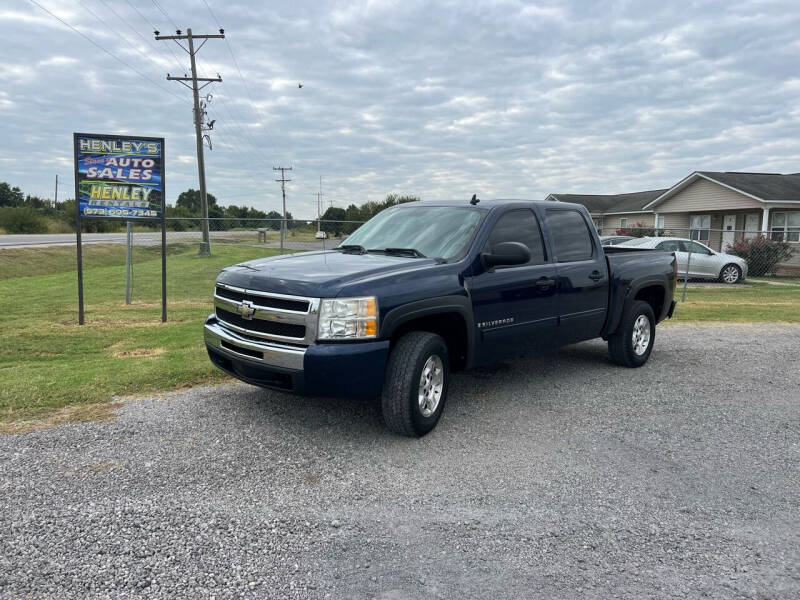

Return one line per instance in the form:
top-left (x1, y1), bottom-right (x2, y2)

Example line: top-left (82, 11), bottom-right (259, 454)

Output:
top-left (616, 222), bottom-right (655, 237)
top-left (0, 207), bottom-right (49, 234)
top-left (726, 235), bottom-right (794, 276)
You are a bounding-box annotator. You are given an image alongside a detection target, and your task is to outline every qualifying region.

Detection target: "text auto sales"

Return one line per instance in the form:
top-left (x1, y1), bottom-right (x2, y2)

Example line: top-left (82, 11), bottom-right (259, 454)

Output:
top-left (83, 157), bottom-right (159, 218)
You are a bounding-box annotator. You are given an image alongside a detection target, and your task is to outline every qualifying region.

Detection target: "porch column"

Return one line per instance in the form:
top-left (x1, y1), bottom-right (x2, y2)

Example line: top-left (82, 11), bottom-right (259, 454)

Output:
top-left (761, 207), bottom-right (770, 235)
top-left (653, 212), bottom-right (660, 233)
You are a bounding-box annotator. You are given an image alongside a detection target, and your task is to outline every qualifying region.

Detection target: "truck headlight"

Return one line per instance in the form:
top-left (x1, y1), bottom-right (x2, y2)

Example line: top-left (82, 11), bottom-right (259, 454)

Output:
top-left (317, 296), bottom-right (378, 340)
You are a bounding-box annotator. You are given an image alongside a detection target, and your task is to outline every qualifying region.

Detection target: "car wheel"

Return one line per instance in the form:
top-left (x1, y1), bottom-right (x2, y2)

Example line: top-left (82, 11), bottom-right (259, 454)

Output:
top-left (719, 264), bottom-right (742, 284)
top-left (381, 331), bottom-right (450, 437)
top-left (608, 300), bottom-right (655, 368)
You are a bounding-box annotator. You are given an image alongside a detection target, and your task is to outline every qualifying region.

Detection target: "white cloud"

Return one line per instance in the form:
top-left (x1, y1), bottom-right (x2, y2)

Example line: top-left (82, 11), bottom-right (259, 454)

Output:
top-left (1, 0), bottom-right (800, 217)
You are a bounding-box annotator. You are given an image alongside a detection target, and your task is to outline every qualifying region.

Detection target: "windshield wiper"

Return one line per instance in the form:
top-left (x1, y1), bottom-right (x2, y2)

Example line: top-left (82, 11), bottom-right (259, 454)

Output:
top-left (379, 247), bottom-right (427, 258)
top-left (336, 244), bottom-right (367, 254)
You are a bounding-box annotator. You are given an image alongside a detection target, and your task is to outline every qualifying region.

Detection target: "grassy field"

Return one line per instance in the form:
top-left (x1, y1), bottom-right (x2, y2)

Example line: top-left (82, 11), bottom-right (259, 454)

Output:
top-left (0, 243), bottom-right (278, 426)
top-left (1, 244), bottom-right (799, 427)
top-left (671, 281), bottom-right (800, 322)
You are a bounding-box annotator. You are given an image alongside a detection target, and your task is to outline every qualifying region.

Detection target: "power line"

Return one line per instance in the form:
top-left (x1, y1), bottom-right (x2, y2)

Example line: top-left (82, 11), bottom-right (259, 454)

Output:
top-left (125, 0), bottom-right (186, 72)
top-left (199, 0), bottom-right (272, 148)
top-left (150, 0), bottom-right (179, 31)
top-left (78, 0), bottom-right (176, 82)
top-left (193, 55), bottom-right (273, 166)
top-left (27, 0), bottom-right (187, 104)
top-left (98, 0), bottom-right (182, 72)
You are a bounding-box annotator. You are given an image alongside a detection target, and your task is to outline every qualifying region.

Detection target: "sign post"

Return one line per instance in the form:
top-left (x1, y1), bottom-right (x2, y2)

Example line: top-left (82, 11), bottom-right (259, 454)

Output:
top-left (73, 133), bottom-right (166, 323)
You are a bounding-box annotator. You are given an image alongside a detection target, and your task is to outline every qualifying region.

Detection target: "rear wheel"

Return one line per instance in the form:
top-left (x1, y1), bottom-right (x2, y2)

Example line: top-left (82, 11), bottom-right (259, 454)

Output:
top-left (719, 263), bottom-right (742, 284)
top-left (608, 300), bottom-right (655, 368)
top-left (381, 332), bottom-right (450, 437)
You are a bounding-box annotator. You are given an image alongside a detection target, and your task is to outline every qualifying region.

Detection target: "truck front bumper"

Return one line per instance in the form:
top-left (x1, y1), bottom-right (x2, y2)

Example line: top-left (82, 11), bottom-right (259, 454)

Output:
top-left (204, 315), bottom-right (390, 398)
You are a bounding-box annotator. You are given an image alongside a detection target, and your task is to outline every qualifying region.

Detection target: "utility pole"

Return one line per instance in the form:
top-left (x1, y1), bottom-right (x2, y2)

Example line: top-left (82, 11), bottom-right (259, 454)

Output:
top-left (54, 174), bottom-right (58, 208)
top-left (315, 175), bottom-right (324, 234)
top-left (273, 166), bottom-right (292, 254)
top-left (156, 27), bottom-right (224, 256)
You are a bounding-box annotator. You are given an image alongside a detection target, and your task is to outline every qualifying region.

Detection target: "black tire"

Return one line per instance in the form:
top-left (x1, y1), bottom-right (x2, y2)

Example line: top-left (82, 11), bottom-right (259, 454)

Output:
top-left (719, 263), bottom-right (742, 284)
top-left (381, 331), bottom-right (450, 437)
top-left (608, 300), bottom-right (656, 368)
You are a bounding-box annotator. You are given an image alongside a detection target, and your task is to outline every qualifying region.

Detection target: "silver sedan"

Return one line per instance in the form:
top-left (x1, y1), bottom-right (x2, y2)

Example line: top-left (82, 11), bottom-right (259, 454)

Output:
top-left (617, 237), bottom-right (748, 284)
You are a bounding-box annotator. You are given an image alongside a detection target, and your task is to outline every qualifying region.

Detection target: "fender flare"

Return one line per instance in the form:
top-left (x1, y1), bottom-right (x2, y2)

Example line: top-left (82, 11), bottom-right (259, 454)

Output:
top-left (604, 278), bottom-right (669, 336)
top-left (380, 295), bottom-right (476, 368)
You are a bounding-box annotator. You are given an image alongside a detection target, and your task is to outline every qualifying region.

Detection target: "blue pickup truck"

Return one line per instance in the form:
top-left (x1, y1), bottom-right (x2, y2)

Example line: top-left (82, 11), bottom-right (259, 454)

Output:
top-left (205, 199), bottom-right (677, 436)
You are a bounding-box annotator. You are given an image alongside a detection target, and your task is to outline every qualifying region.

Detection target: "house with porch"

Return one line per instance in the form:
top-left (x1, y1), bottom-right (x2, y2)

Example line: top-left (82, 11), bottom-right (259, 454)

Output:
top-left (642, 172), bottom-right (800, 253)
top-left (548, 172), bottom-right (800, 269)
top-left (545, 189), bottom-right (666, 233)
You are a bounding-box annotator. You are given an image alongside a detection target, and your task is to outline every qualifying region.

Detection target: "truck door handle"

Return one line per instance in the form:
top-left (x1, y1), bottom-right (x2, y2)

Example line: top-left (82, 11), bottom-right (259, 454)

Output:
top-left (589, 270), bottom-right (603, 281)
top-left (535, 276), bottom-right (555, 289)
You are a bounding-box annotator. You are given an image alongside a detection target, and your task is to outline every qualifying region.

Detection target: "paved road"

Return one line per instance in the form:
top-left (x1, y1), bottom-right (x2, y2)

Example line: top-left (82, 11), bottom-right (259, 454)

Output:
top-left (0, 232), bottom-right (326, 251)
top-left (2, 323), bottom-right (798, 599)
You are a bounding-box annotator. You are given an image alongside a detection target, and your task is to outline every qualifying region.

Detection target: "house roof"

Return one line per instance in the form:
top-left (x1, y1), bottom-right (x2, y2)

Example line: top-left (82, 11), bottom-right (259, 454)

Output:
top-left (644, 171), bottom-right (800, 209)
top-left (697, 172), bottom-right (800, 201)
top-left (546, 189), bottom-right (668, 214)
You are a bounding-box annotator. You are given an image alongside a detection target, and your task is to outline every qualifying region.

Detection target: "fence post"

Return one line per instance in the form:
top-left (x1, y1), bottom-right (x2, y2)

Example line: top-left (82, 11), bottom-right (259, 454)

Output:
top-left (681, 247), bottom-right (692, 301)
top-left (125, 221), bottom-right (132, 304)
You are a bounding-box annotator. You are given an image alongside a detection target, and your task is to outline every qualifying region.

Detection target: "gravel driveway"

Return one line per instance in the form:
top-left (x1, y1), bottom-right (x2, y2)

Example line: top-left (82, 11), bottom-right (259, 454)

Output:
top-left (2, 323), bottom-right (799, 599)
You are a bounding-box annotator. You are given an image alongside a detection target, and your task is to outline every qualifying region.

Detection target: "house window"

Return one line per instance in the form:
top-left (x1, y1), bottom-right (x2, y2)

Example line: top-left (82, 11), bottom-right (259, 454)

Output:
top-left (690, 214), bottom-right (710, 242)
top-left (771, 212), bottom-right (800, 242)
top-left (619, 218), bottom-right (628, 228)
top-left (655, 215), bottom-right (665, 231)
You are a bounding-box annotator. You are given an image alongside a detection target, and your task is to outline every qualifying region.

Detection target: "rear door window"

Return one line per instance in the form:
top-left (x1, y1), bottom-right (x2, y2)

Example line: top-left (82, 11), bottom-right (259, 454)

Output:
top-left (546, 210), bottom-right (594, 262)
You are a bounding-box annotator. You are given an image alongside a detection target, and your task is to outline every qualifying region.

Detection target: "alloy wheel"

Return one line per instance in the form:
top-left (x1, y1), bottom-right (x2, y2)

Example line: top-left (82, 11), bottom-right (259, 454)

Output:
top-left (632, 315), bottom-right (651, 356)
top-left (418, 355), bottom-right (444, 417)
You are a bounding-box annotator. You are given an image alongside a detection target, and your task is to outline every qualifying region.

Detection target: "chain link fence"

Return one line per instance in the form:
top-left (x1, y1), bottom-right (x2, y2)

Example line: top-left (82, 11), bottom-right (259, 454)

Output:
top-left (5, 218), bottom-right (798, 322)
top-left (121, 217), bottom-right (363, 253)
top-left (598, 227), bottom-right (800, 297)
top-left (109, 218), bottom-right (363, 309)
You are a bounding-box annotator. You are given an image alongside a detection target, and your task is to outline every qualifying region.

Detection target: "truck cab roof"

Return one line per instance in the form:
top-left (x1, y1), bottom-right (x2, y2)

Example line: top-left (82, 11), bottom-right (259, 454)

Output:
top-left (399, 198), bottom-right (580, 211)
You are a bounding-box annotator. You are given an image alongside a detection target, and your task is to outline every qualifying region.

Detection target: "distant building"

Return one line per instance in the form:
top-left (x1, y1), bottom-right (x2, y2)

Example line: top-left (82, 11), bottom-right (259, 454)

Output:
top-left (548, 171), bottom-right (800, 258)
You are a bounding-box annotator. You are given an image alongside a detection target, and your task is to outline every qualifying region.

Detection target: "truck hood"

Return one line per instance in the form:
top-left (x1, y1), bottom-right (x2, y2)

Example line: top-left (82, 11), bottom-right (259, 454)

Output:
top-left (216, 250), bottom-right (441, 297)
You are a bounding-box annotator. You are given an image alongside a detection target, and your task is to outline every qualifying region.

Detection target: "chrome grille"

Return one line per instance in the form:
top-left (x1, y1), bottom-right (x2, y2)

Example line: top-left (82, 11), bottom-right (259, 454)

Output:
top-left (213, 282), bottom-right (320, 345)
top-left (215, 286), bottom-right (310, 312)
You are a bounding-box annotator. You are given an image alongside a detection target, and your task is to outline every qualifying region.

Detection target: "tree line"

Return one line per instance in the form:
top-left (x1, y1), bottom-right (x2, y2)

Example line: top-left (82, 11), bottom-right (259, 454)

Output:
top-left (0, 181), bottom-right (418, 236)
top-left (319, 194), bottom-right (419, 236)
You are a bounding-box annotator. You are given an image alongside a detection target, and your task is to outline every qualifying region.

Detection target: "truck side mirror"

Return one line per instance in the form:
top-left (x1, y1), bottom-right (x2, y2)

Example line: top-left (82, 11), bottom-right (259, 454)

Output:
top-left (482, 241), bottom-right (531, 269)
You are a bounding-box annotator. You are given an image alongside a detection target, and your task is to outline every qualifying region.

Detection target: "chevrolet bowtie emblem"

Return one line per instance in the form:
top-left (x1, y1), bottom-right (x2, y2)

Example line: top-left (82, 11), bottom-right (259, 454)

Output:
top-left (238, 300), bottom-right (256, 320)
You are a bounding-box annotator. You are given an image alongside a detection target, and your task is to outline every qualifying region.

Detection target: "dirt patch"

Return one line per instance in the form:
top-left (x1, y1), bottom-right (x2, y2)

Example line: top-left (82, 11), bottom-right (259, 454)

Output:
top-left (0, 402), bottom-right (121, 435)
top-left (109, 346), bottom-right (167, 358)
top-left (51, 320), bottom-right (173, 329)
top-left (88, 461), bottom-right (120, 473)
top-left (123, 301), bottom-right (210, 308)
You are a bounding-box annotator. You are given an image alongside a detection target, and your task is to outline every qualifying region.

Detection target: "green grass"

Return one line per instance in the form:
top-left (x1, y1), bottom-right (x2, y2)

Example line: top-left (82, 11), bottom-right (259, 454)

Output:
top-left (1, 244), bottom-right (799, 426)
top-left (0, 243), bottom-right (279, 424)
top-left (672, 281), bottom-right (800, 322)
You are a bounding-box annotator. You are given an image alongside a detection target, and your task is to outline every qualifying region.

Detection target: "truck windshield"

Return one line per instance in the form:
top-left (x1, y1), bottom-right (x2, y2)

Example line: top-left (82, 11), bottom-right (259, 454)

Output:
top-left (340, 205), bottom-right (484, 260)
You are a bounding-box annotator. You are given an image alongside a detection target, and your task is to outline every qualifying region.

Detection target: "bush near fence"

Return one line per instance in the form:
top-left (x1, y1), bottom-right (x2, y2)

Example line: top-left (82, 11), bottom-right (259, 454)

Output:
top-left (725, 236), bottom-right (794, 277)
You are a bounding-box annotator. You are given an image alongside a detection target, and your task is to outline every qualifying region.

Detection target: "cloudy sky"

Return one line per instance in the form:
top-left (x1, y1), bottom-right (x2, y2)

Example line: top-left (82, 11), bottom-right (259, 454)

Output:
top-left (3, 0), bottom-right (800, 218)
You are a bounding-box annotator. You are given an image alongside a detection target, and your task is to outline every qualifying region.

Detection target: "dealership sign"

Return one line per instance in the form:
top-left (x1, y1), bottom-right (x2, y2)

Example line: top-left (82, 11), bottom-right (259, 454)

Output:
top-left (73, 132), bottom-right (167, 325)
top-left (73, 133), bottom-right (164, 219)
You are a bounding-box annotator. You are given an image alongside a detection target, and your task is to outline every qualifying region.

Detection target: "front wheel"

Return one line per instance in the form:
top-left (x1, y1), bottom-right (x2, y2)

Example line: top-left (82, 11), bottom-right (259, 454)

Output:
top-left (381, 331), bottom-right (450, 437)
top-left (608, 300), bottom-right (655, 367)
top-left (719, 263), bottom-right (742, 284)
